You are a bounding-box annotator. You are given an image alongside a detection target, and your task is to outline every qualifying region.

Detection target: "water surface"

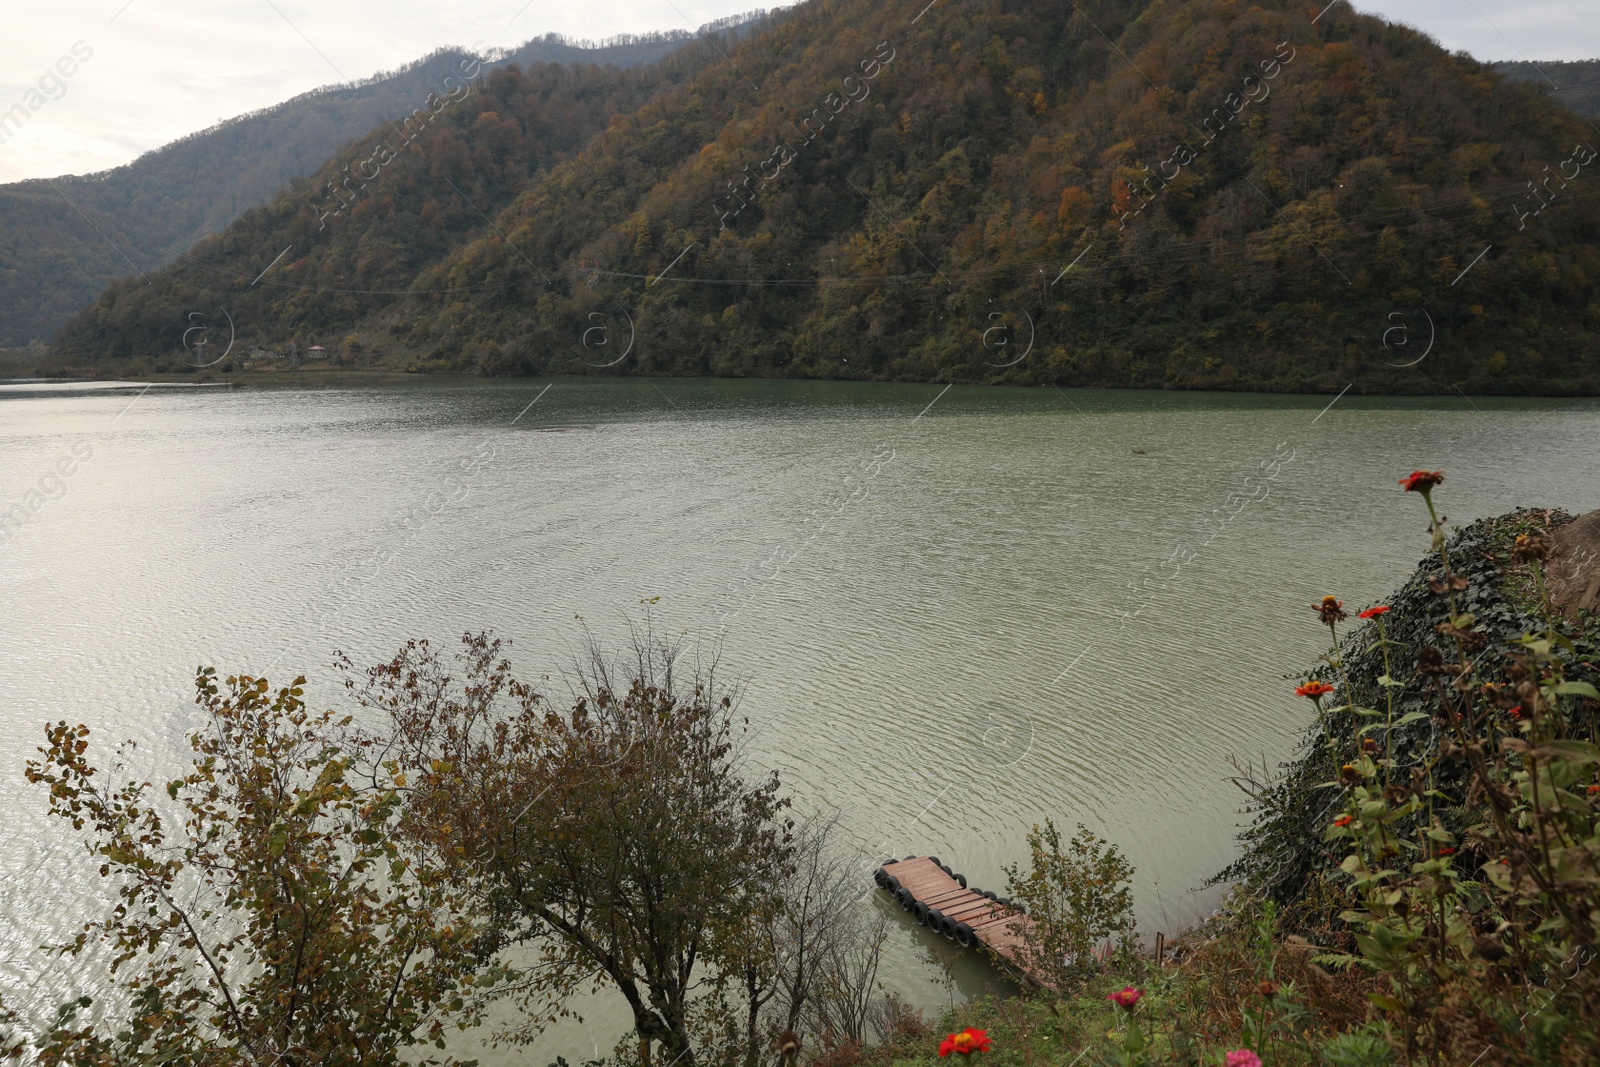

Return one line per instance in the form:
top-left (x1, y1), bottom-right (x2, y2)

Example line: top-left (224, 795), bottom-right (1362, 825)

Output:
top-left (3, 377), bottom-right (1598, 1058)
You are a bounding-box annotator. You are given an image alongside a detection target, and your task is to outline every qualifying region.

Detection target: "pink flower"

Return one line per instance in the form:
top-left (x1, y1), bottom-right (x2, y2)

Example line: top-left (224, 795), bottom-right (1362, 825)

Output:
top-left (1224, 1051), bottom-right (1262, 1067)
top-left (1107, 986), bottom-right (1143, 1009)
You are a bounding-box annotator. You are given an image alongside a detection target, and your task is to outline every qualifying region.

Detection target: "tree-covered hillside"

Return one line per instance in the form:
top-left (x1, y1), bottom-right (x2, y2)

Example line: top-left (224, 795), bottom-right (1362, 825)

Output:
top-left (52, 0), bottom-right (1600, 394)
top-left (0, 27), bottom-right (743, 347)
top-left (1496, 59), bottom-right (1600, 119)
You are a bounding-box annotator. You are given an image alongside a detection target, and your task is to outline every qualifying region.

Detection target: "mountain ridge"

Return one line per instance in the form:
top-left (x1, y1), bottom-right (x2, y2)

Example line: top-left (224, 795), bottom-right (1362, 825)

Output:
top-left (47, 0), bottom-right (1600, 394)
top-left (0, 20), bottom-right (771, 347)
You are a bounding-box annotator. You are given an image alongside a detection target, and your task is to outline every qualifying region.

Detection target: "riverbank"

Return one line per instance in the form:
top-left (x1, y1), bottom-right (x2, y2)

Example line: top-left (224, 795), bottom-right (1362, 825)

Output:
top-left (885, 502), bottom-right (1600, 1067)
top-left (15, 346), bottom-right (1600, 398)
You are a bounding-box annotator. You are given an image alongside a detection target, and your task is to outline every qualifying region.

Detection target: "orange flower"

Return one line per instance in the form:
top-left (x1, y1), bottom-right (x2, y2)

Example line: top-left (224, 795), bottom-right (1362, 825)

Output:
top-left (1513, 534), bottom-right (1550, 562)
top-left (1295, 681), bottom-right (1335, 699)
top-left (939, 1028), bottom-right (992, 1056)
top-left (1333, 814), bottom-right (1354, 827)
top-left (1399, 470), bottom-right (1444, 493)
top-left (1359, 605), bottom-right (1391, 619)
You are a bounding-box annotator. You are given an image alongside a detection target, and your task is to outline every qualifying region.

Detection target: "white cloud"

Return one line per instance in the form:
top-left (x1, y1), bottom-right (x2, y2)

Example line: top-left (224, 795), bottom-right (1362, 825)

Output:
top-left (0, 0), bottom-right (1593, 184)
top-left (1353, 0), bottom-right (1599, 62)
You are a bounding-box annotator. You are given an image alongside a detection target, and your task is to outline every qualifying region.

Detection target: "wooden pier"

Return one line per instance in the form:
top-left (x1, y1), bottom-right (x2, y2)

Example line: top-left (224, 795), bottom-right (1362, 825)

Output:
top-left (874, 856), bottom-right (1039, 985)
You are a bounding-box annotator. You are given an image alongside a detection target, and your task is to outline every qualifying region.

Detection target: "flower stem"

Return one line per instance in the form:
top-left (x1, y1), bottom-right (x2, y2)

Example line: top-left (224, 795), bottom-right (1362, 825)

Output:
top-left (1378, 616), bottom-right (1395, 790)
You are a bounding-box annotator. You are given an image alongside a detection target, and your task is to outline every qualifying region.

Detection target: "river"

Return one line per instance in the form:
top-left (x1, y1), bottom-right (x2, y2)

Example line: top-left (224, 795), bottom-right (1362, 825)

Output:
top-left (3, 376), bottom-right (1598, 1059)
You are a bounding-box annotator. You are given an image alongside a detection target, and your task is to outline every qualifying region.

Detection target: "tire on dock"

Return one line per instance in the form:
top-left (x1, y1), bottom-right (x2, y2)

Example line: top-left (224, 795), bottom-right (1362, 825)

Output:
top-left (913, 901), bottom-right (930, 926)
top-left (953, 921), bottom-right (976, 948)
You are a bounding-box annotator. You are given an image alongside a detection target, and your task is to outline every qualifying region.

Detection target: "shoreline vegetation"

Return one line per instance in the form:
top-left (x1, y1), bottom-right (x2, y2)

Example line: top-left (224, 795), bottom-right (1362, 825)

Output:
top-left (12, 357), bottom-right (1600, 400)
top-left (4, 474), bottom-right (1598, 1066)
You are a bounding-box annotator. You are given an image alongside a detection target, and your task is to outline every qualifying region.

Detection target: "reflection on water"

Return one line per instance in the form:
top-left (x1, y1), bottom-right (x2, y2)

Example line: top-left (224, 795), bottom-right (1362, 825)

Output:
top-left (3, 376), bottom-right (1599, 1058)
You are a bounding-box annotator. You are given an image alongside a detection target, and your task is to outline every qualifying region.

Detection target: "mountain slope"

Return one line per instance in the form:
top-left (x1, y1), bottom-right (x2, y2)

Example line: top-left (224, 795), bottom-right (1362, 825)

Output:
top-left (0, 30), bottom-right (716, 347)
top-left (53, 0), bottom-right (1600, 394)
top-left (1496, 60), bottom-right (1600, 119)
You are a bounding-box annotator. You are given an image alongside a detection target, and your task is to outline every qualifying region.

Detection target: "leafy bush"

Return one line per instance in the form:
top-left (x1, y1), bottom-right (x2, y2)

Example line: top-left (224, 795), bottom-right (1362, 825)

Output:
top-left (1002, 820), bottom-right (1135, 992)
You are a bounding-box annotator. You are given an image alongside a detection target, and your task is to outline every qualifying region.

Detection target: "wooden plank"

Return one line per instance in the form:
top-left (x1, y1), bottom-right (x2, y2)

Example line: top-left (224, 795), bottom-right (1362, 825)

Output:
top-left (877, 854), bottom-right (1040, 986)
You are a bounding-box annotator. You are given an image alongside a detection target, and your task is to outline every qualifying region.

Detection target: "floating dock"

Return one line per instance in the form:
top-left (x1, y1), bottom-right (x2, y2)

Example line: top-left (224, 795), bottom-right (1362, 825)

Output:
top-left (874, 855), bottom-right (1040, 985)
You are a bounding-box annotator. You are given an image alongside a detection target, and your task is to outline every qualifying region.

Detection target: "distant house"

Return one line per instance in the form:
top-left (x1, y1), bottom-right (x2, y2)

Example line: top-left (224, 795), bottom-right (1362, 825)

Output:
top-left (307, 345), bottom-right (327, 360)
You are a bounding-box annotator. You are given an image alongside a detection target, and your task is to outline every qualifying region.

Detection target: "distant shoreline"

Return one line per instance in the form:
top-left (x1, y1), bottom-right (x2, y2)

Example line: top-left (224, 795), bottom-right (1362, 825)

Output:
top-left (11, 366), bottom-right (1600, 400)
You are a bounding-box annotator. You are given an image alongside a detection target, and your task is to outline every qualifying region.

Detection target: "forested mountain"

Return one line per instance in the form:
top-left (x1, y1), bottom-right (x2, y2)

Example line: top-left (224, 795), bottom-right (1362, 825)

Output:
top-left (1496, 60), bottom-right (1600, 119)
top-left (0, 26), bottom-right (747, 347)
top-left (51, 0), bottom-right (1600, 394)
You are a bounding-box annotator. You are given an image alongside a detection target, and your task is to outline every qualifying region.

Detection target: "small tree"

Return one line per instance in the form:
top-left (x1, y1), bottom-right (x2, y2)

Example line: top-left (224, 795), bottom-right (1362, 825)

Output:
top-left (25, 670), bottom-right (488, 1066)
top-left (1003, 820), bottom-right (1136, 992)
top-left (353, 631), bottom-right (795, 1067)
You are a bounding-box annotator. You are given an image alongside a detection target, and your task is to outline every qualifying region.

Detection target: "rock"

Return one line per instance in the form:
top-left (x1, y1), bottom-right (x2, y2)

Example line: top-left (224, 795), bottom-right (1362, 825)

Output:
top-left (1546, 508), bottom-right (1600, 615)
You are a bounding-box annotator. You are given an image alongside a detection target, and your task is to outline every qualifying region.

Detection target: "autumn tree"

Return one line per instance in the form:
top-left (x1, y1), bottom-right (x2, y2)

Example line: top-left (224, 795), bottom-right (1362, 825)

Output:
top-left (349, 630), bottom-right (797, 1067)
top-left (25, 669), bottom-right (490, 1066)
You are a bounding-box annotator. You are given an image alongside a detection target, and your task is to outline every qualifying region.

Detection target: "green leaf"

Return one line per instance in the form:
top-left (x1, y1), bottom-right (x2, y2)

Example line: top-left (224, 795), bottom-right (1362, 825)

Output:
top-left (1377, 674), bottom-right (1406, 688)
top-left (1394, 711), bottom-right (1430, 727)
top-left (1554, 681), bottom-right (1600, 700)
top-left (1536, 740), bottom-right (1600, 765)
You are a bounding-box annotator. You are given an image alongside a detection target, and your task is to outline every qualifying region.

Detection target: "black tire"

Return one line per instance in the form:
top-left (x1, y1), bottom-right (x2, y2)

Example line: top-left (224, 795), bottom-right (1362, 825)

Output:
top-left (883, 874), bottom-right (901, 893)
top-left (955, 873), bottom-right (968, 888)
top-left (982, 890), bottom-right (998, 901)
top-left (954, 922), bottom-right (976, 948)
top-left (939, 914), bottom-right (959, 940)
top-left (927, 907), bottom-right (944, 932)
top-left (939, 864), bottom-right (954, 877)
top-left (928, 856), bottom-right (942, 867)
top-left (904, 854), bottom-right (917, 861)
top-left (874, 867), bottom-right (887, 888)
top-left (913, 902), bottom-right (930, 926)
top-left (896, 887), bottom-right (914, 910)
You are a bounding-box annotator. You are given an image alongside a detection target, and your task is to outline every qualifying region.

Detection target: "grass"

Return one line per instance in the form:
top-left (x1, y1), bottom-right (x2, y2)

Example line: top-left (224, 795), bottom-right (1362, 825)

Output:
top-left (846, 903), bottom-right (1389, 1067)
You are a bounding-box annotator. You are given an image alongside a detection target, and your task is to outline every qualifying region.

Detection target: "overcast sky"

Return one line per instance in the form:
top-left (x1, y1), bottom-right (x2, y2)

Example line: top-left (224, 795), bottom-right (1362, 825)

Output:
top-left (0, 0), bottom-right (1594, 184)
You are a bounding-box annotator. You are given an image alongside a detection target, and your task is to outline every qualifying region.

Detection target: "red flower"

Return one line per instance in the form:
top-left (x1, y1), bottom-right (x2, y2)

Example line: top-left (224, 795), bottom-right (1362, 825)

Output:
top-left (1439, 847), bottom-right (1456, 856)
top-left (939, 1029), bottom-right (991, 1056)
top-left (1399, 470), bottom-right (1444, 493)
top-left (1313, 595), bottom-right (1348, 624)
top-left (1359, 605), bottom-right (1391, 619)
top-left (1333, 814), bottom-right (1354, 827)
top-left (1295, 681), bottom-right (1335, 699)
top-left (1107, 986), bottom-right (1144, 1010)
top-left (1587, 784), bottom-right (1600, 797)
